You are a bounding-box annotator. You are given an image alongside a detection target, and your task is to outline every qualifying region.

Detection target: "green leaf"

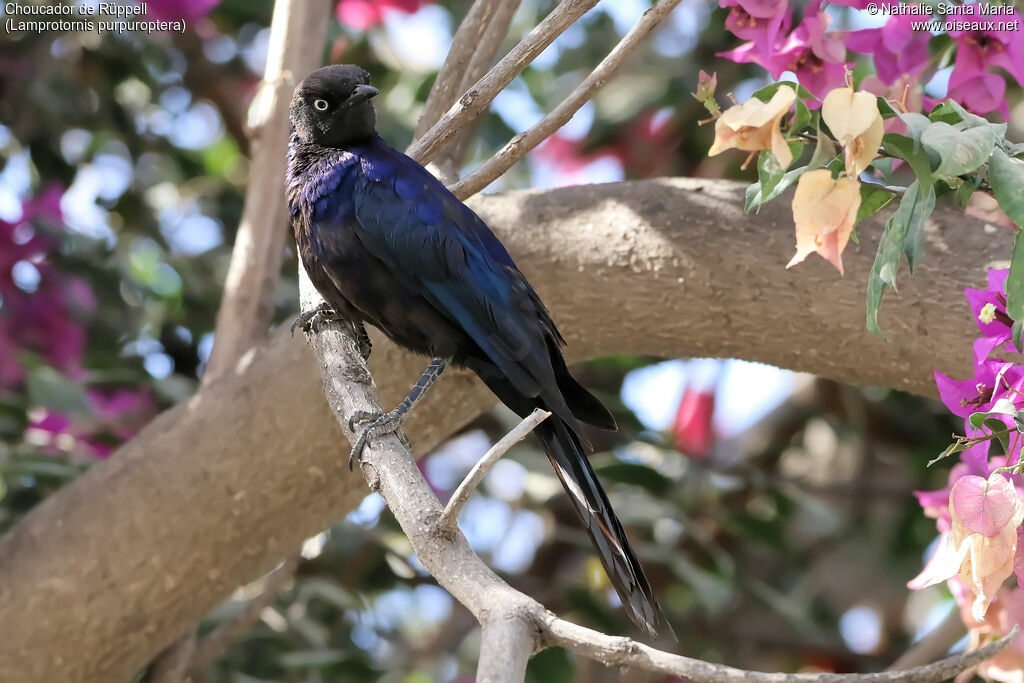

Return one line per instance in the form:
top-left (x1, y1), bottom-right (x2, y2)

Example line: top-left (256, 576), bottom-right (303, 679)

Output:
top-left (594, 462), bottom-right (673, 496)
top-left (897, 112), bottom-right (932, 146)
top-left (920, 122), bottom-right (995, 178)
top-left (759, 150), bottom-right (784, 201)
top-left (1014, 318), bottom-right (1024, 353)
top-left (1006, 229), bottom-right (1024, 321)
top-left (866, 180), bottom-right (936, 336)
top-left (745, 164), bottom-right (809, 212)
top-left (856, 186), bottom-right (896, 225)
top-left (526, 649), bottom-right (574, 683)
top-left (882, 133), bottom-right (934, 182)
top-left (278, 650), bottom-right (349, 670)
top-left (744, 181), bottom-right (761, 213)
top-left (986, 417), bottom-right (1011, 453)
top-left (928, 440), bottom-right (968, 467)
top-left (751, 81), bottom-right (817, 103)
top-left (791, 97), bottom-right (812, 134)
top-left (903, 182), bottom-right (936, 274)
top-left (807, 126), bottom-right (837, 170)
top-left (26, 366), bottom-right (91, 417)
top-left (876, 96), bottom-right (898, 119)
top-left (945, 99), bottom-right (990, 129)
top-left (990, 148), bottom-right (1024, 228)
top-left (968, 398), bottom-right (1017, 429)
top-left (955, 174), bottom-right (983, 208)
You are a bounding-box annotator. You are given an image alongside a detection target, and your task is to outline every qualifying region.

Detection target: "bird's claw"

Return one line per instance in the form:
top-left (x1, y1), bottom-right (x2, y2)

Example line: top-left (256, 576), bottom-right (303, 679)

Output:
top-left (291, 304), bottom-right (340, 337)
top-left (347, 408), bottom-right (411, 470)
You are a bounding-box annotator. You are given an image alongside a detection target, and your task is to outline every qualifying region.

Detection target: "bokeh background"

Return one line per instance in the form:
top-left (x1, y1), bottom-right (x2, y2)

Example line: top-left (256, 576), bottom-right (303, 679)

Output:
top-left (2, 0), bottom-right (1024, 681)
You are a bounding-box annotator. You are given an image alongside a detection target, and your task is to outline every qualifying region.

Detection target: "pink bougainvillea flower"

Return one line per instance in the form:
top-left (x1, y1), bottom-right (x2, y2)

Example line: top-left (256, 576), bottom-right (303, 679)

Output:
top-left (949, 11), bottom-right (1024, 86)
top-left (0, 185), bottom-right (95, 388)
top-left (720, 0), bottom-right (791, 61)
top-left (719, 8), bottom-right (849, 99)
top-left (87, 388), bottom-right (157, 441)
top-left (142, 0), bottom-right (220, 22)
top-left (845, 15), bottom-right (931, 86)
top-left (24, 388), bottom-right (157, 459)
top-left (945, 16), bottom-right (1024, 118)
top-left (673, 386), bottom-right (716, 459)
top-left (933, 339), bottom-right (1024, 419)
top-left (909, 473), bottom-right (1024, 621)
top-left (949, 72), bottom-right (1009, 119)
top-left (963, 586), bottom-right (1024, 683)
top-left (915, 460), bottom-right (993, 534)
top-left (335, 0), bottom-right (429, 30)
top-left (964, 268), bottom-right (1014, 360)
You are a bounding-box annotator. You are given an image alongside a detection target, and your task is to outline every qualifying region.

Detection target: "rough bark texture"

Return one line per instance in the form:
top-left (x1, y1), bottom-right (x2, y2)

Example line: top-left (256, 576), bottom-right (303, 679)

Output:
top-left (0, 177), bottom-right (1006, 682)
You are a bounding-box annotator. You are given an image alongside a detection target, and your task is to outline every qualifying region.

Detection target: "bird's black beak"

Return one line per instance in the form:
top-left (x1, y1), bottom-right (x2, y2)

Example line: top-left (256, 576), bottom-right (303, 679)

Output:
top-left (351, 84), bottom-right (379, 103)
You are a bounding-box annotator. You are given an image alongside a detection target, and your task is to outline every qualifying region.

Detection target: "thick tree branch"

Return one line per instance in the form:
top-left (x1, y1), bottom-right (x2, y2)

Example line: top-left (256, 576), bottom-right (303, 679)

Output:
top-left (147, 2), bottom-right (332, 678)
top-left (451, 0), bottom-right (682, 198)
top-left (296, 235), bottom-right (1013, 681)
top-left (203, 0), bottom-right (331, 380)
top-left (0, 178), bottom-right (1007, 681)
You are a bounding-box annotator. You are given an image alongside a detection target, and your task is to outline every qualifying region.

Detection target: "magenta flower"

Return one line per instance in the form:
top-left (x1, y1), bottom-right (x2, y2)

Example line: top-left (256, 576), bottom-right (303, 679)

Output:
top-left (0, 185), bottom-right (95, 388)
top-left (964, 268), bottom-right (1013, 361)
top-left (934, 340), bottom-right (1024, 419)
top-left (25, 388), bottom-right (156, 459)
top-left (142, 0), bottom-right (219, 23)
top-left (846, 15), bottom-right (931, 85)
top-left (335, 0), bottom-right (430, 30)
top-left (719, 8), bottom-right (849, 99)
top-left (947, 13), bottom-right (1024, 117)
top-left (721, 0), bottom-right (791, 61)
top-left (87, 388), bottom-right (157, 441)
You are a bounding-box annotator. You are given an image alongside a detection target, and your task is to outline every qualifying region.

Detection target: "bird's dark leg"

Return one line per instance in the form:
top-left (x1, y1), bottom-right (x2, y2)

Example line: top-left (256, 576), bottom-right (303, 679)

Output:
top-left (291, 302), bottom-right (341, 336)
top-left (347, 357), bottom-right (449, 469)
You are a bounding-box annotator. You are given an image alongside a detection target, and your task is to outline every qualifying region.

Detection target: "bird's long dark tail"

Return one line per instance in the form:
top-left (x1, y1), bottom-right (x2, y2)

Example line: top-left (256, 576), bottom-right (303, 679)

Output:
top-left (536, 415), bottom-right (665, 637)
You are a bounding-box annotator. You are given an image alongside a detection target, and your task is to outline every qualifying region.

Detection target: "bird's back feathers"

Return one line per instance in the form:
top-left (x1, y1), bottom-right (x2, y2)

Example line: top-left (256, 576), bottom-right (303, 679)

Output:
top-left (288, 134), bottom-right (664, 636)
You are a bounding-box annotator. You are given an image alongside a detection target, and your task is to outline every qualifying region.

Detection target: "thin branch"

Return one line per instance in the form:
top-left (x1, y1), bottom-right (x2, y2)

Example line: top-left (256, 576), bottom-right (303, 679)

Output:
top-left (450, 0), bottom-right (682, 199)
top-left (478, 609), bottom-right (536, 683)
top-left (189, 555), bottom-right (301, 673)
top-left (447, 0), bottom-right (523, 167)
top-left (543, 616), bottom-right (1018, 682)
top-left (415, 0), bottom-right (505, 141)
top-left (438, 409), bottom-right (550, 530)
top-left (406, 0), bottom-right (601, 166)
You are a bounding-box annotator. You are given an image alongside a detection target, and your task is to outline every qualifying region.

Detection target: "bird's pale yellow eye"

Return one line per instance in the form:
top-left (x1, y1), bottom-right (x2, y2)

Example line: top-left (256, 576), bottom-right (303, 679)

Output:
top-left (313, 99), bottom-right (329, 111)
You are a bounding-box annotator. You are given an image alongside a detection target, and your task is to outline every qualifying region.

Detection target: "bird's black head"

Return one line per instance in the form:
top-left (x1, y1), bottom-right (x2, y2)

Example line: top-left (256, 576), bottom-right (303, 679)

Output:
top-left (291, 65), bottom-right (379, 148)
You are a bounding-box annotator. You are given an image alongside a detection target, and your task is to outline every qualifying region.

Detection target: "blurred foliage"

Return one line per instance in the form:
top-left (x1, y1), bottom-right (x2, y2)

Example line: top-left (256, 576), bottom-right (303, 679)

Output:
top-left (0, 0), bottom-right (1014, 681)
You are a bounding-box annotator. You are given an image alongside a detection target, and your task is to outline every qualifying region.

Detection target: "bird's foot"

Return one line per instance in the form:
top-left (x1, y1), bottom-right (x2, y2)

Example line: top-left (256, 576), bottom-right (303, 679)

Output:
top-left (347, 408), bottom-right (411, 469)
top-left (291, 303), bottom-right (341, 337)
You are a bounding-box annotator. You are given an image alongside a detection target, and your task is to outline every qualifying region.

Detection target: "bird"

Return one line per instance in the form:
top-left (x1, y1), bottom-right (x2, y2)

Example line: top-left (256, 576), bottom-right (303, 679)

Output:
top-left (287, 64), bottom-right (666, 637)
